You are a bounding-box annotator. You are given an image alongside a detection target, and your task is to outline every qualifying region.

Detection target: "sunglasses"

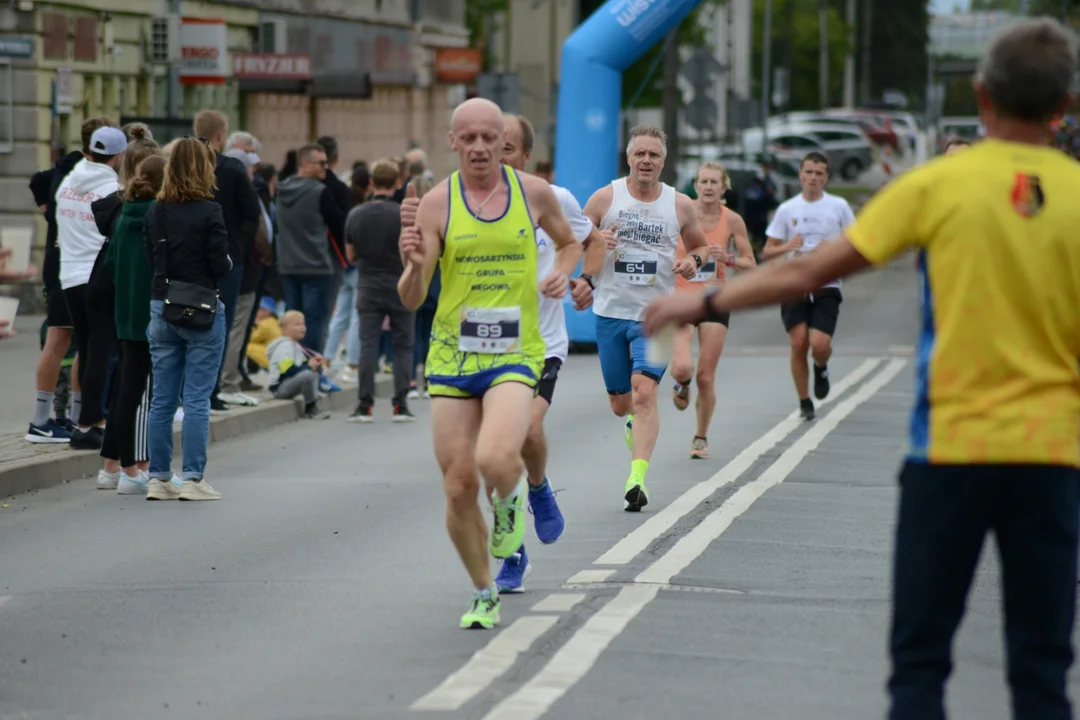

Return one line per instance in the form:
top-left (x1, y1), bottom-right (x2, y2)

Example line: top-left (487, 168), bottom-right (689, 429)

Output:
top-left (183, 135), bottom-right (210, 145)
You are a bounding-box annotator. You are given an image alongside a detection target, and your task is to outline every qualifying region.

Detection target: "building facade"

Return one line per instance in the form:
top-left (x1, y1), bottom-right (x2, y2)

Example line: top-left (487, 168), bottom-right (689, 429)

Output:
top-left (0, 0), bottom-right (470, 282)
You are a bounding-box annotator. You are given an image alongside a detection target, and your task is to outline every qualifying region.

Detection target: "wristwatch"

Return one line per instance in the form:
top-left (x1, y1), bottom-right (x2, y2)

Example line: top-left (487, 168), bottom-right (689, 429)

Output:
top-left (579, 273), bottom-right (596, 290)
top-left (689, 253), bottom-right (704, 269)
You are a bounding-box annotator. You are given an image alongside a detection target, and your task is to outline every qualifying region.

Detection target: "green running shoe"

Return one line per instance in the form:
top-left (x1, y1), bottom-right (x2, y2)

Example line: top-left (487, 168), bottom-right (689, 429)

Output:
top-left (623, 474), bottom-right (649, 512)
top-left (490, 480), bottom-right (526, 559)
top-left (460, 590), bottom-right (501, 629)
top-left (624, 414), bottom-right (635, 451)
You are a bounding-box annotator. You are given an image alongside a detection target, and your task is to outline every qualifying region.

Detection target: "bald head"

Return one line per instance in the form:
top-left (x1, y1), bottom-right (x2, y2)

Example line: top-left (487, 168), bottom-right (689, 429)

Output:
top-left (451, 98), bottom-right (504, 133)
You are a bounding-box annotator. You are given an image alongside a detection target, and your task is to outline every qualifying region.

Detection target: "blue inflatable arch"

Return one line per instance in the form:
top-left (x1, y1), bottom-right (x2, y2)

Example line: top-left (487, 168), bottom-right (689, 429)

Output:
top-left (558, 0), bottom-right (704, 345)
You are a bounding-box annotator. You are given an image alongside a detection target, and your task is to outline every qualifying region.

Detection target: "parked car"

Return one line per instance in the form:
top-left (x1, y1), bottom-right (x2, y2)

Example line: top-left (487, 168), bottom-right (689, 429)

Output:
top-left (770, 111), bottom-right (900, 153)
top-left (937, 116), bottom-right (982, 152)
top-left (740, 124), bottom-right (874, 181)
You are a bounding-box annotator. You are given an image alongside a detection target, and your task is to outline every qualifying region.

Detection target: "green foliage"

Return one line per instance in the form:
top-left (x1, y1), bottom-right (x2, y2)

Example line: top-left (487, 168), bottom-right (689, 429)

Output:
top-left (868, 0), bottom-right (930, 105)
top-left (465, 0), bottom-right (510, 71)
top-left (751, 0), bottom-right (853, 111)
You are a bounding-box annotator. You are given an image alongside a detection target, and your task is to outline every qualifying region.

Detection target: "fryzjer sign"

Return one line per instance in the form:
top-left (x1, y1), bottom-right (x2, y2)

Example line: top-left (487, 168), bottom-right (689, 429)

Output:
top-left (180, 17), bottom-right (228, 85)
top-left (233, 53), bottom-right (312, 79)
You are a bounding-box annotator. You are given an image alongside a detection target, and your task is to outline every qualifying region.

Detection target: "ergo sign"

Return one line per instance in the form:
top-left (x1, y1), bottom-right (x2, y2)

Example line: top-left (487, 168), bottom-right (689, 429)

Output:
top-left (180, 17), bottom-right (228, 85)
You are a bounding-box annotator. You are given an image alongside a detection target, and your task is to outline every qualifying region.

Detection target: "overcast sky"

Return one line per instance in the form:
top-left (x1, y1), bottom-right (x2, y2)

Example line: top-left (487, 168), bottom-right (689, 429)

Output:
top-left (930, 0), bottom-right (971, 13)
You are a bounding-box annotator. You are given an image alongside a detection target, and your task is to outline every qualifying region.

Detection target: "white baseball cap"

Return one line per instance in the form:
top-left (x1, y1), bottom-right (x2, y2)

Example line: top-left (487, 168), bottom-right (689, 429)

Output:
top-left (89, 126), bottom-right (127, 156)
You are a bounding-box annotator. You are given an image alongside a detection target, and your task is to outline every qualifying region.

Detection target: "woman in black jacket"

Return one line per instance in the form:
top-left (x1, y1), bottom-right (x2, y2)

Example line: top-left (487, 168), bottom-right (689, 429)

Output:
top-left (143, 137), bottom-right (232, 502)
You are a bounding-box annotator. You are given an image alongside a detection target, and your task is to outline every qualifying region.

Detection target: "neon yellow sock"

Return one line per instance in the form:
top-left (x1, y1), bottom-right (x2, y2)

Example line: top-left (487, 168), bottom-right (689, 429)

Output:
top-left (630, 459), bottom-right (649, 481)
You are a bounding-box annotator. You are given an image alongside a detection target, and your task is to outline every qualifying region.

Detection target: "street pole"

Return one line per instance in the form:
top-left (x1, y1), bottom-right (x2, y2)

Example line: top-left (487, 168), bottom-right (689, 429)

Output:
top-left (761, 0), bottom-right (772, 147)
top-left (843, 0), bottom-right (855, 107)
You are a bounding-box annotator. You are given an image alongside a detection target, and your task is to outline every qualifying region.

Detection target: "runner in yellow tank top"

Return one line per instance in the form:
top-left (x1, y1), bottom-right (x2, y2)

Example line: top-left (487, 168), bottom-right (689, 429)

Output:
top-left (669, 163), bottom-right (756, 459)
top-left (424, 164), bottom-right (545, 397)
top-left (397, 98), bottom-right (582, 630)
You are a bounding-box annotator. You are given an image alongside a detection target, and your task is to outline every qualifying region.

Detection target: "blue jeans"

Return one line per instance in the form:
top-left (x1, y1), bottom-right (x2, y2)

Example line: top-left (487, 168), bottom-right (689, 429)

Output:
top-left (323, 266), bottom-right (360, 365)
top-left (146, 300), bottom-right (226, 481)
top-left (281, 273), bottom-right (334, 353)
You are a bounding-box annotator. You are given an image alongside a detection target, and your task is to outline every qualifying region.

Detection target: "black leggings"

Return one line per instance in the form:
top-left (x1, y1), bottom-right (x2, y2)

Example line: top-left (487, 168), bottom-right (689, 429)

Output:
top-left (99, 340), bottom-right (152, 468)
top-left (63, 283), bottom-right (115, 427)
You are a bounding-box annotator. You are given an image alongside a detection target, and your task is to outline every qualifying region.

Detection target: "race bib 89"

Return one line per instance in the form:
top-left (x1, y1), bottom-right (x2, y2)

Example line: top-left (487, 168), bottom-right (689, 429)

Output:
top-left (459, 306), bottom-right (521, 353)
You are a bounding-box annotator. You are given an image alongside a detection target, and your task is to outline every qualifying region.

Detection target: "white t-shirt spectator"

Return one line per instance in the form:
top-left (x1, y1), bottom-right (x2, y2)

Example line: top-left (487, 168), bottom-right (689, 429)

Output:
top-left (536, 184), bottom-right (593, 362)
top-left (55, 158), bottom-right (119, 289)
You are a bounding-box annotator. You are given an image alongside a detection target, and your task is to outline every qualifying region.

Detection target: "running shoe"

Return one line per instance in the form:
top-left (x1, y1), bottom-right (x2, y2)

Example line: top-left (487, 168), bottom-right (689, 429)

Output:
top-left (490, 480), bottom-right (526, 558)
top-left (495, 546), bottom-right (532, 593)
top-left (117, 473), bottom-right (149, 495)
top-left (672, 381), bottom-right (691, 411)
top-left (623, 475), bottom-right (649, 512)
top-left (146, 474), bottom-right (183, 501)
top-left (392, 402), bottom-right (416, 423)
top-left (347, 404), bottom-right (373, 423)
top-left (96, 469), bottom-right (120, 490)
top-left (814, 364), bottom-right (831, 400)
top-left (624, 414), bottom-right (635, 451)
top-left (690, 436), bottom-right (709, 459)
top-left (799, 398), bottom-right (816, 422)
top-left (529, 478), bottom-right (564, 544)
top-left (25, 419), bottom-right (72, 443)
top-left (319, 377), bottom-right (342, 394)
top-left (179, 479), bottom-right (221, 501)
top-left (460, 589), bottom-right (500, 629)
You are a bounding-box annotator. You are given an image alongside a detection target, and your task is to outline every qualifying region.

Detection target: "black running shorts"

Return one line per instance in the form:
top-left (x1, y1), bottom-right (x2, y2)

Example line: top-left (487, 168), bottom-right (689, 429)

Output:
top-left (780, 287), bottom-right (842, 336)
top-left (535, 357), bottom-right (562, 405)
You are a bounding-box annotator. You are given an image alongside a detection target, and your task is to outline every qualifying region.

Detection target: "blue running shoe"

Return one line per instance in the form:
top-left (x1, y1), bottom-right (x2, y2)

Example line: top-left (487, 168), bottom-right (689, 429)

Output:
top-left (528, 478), bottom-right (565, 544)
top-left (25, 418), bottom-right (72, 444)
top-left (319, 377), bottom-right (342, 393)
top-left (495, 544), bottom-right (531, 593)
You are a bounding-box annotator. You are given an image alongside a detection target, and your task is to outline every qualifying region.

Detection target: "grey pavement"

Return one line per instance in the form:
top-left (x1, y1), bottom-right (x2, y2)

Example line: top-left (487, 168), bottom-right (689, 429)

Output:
top-left (1, 259), bottom-right (1073, 720)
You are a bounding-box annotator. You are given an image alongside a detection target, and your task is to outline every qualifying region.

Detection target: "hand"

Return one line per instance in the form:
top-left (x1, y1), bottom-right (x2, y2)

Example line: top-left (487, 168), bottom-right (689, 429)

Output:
top-left (786, 233), bottom-right (804, 253)
top-left (308, 356), bottom-right (321, 370)
top-left (539, 271), bottom-right (568, 299)
top-left (643, 292), bottom-right (708, 336)
top-left (0, 319), bottom-right (12, 339)
top-left (707, 245), bottom-right (730, 265)
top-left (601, 224), bottom-right (619, 250)
top-left (0, 247), bottom-right (36, 283)
top-left (672, 256), bottom-right (697, 279)
top-left (400, 226), bottom-right (424, 268)
top-left (400, 183), bottom-right (419, 228)
top-left (569, 277), bottom-right (593, 310)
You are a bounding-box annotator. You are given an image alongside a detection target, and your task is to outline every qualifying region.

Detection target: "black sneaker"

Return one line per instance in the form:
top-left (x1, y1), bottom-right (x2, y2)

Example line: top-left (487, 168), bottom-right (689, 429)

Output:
top-left (813, 363), bottom-right (831, 400)
top-left (210, 397), bottom-right (231, 415)
top-left (393, 402), bottom-right (416, 423)
top-left (348, 404), bottom-right (373, 423)
top-left (70, 425), bottom-right (105, 450)
top-left (799, 398), bottom-right (816, 422)
top-left (304, 401), bottom-right (330, 420)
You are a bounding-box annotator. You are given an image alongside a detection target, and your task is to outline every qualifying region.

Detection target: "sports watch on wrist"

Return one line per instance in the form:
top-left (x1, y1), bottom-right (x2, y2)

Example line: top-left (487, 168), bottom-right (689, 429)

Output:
top-left (579, 273), bottom-right (596, 290)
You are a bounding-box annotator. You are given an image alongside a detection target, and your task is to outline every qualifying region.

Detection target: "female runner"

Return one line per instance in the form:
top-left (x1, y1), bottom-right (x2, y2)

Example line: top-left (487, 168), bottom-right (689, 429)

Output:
top-left (671, 162), bottom-right (757, 459)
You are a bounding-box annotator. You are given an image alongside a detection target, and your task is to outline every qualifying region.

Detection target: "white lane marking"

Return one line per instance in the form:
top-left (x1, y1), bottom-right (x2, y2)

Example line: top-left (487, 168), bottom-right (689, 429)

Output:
top-left (530, 593), bottom-right (586, 613)
top-left (483, 358), bottom-right (906, 720)
top-left (595, 357), bottom-right (884, 566)
top-left (565, 569), bottom-right (614, 584)
top-left (637, 358), bottom-right (907, 585)
top-left (482, 586), bottom-right (659, 720)
top-left (411, 615), bottom-right (560, 711)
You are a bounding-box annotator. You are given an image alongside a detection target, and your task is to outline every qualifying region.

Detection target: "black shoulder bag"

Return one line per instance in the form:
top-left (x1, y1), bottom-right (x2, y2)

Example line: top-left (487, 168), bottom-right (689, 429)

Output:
top-left (155, 202), bottom-right (219, 331)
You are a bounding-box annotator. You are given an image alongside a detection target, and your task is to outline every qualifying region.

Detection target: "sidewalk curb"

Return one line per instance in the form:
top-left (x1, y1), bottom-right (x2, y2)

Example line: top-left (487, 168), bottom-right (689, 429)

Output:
top-left (0, 375), bottom-right (392, 499)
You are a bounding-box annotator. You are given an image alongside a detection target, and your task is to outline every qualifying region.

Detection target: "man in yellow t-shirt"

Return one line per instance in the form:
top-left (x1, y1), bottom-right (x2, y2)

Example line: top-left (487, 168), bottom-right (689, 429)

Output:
top-left (643, 18), bottom-right (1080, 719)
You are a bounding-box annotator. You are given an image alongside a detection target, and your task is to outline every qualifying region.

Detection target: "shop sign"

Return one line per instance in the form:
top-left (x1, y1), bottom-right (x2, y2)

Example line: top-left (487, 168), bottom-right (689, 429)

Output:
top-left (233, 53), bottom-right (312, 79)
top-left (180, 18), bottom-right (228, 85)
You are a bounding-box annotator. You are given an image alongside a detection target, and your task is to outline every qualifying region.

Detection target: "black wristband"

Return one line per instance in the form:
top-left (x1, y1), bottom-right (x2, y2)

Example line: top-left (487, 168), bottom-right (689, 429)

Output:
top-left (580, 273), bottom-right (595, 290)
top-left (690, 253), bottom-right (704, 269)
top-left (701, 287), bottom-right (726, 324)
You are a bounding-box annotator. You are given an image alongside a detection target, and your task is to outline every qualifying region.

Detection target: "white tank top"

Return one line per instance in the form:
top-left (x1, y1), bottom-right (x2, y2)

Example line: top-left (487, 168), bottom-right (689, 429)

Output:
top-left (593, 179), bottom-right (681, 322)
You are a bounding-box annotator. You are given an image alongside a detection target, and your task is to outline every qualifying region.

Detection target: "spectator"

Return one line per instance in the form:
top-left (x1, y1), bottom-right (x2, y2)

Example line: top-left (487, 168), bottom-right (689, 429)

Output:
top-left (344, 158), bottom-right (414, 423)
top-left (103, 153), bottom-right (165, 493)
top-left (350, 162), bottom-right (371, 207)
top-left (534, 160), bottom-right (553, 183)
top-left (192, 111), bottom-right (261, 414)
top-left (246, 296), bottom-right (282, 372)
top-left (56, 124), bottom-right (124, 450)
top-left (24, 117), bottom-right (111, 442)
top-left (276, 143), bottom-right (345, 353)
top-left (143, 136), bottom-right (232, 502)
top-left (266, 310), bottom-right (330, 419)
top-left (324, 162), bottom-right (371, 380)
top-left (120, 122), bottom-right (154, 142)
top-left (405, 176), bottom-right (438, 399)
top-left (279, 149), bottom-right (298, 181)
top-left (225, 131), bottom-right (261, 156)
top-left (218, 148), bottom-right (271, 407)
top-left (315, 135), bottom-right (353, 365)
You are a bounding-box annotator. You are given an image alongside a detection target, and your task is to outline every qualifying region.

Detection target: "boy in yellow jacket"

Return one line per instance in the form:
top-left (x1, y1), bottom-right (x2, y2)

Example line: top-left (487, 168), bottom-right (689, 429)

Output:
top-left (246, 296), bottom-right (282, 372)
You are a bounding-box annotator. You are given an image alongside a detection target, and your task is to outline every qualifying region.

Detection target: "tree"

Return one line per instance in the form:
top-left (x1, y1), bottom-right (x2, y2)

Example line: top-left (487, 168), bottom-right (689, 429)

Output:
top-left (867, 0), bottom-right (931, 106)
top-left (465, 0), bottom-right (509, 71)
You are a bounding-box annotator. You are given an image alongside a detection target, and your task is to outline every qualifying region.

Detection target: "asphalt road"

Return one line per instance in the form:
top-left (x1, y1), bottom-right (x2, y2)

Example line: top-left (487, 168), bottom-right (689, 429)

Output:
top-left (3, 258), bottom-right (1075, 720)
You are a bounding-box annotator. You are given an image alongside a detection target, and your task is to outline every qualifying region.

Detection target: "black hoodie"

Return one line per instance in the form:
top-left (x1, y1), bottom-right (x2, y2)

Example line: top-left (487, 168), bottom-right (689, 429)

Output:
top-left (29, 151), bottom-right (83, 289)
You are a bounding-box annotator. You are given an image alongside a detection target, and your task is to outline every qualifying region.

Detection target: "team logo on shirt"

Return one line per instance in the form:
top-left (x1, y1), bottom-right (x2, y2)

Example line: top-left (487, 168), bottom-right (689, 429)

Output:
top-left (1010, 174), bottom-right (1044, 218)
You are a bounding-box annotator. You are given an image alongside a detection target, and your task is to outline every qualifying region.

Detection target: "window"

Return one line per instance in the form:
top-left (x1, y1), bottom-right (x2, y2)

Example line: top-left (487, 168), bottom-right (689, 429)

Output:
top-left (771, 134), bottom-right (819, 148)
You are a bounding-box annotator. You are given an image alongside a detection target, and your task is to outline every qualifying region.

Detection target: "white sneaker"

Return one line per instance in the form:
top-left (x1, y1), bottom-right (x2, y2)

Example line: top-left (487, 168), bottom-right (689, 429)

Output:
top-left (407, 388), bottom-right (420, 400)
top-left (117, 472), bottom-right (149, 495)
top-left (96, 470), bottom-right (120, 490)
top-left (179, 479), bottom-right (222, 501)
top-left (146, 474), bottom-right (182, 501)
top-left (218, 392), bottom-right (259, 407)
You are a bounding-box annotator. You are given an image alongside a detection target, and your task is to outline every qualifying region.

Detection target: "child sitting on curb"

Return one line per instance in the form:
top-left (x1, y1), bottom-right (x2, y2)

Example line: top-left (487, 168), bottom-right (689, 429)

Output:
top-left (246, 296), bottom-right (281, 373)
top-left (266, 311), bottom-right (330, 420)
